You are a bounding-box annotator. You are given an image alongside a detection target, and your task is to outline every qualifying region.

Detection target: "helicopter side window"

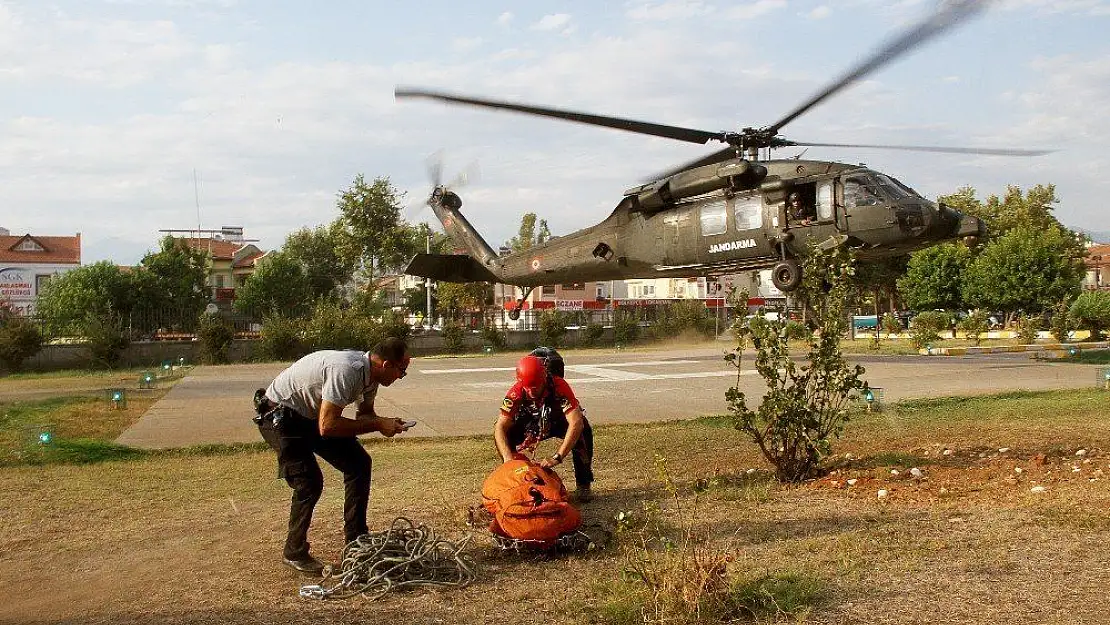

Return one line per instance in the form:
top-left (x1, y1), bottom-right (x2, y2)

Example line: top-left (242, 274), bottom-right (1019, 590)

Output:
top-left (700, 200), bottom-right (728, 236)
top-left (732, 195), bottom-right (762, 230)
top-left (844, 177), bottom-right (883, 209)
top-left (815, 182), bottom-right (834, 221)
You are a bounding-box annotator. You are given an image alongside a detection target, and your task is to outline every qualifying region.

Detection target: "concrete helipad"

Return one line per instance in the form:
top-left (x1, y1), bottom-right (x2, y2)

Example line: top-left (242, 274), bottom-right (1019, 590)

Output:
top-left (115, 346), bottom-right (1102, 449)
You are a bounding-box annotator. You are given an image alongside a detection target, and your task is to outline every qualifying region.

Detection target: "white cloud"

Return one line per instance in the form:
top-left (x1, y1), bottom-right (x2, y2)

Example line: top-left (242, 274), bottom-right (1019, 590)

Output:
top-left (943, 75), bottom-right (960, 82)
top-left (723, 0), bottom-right (787, 20)
top-left (496, 11), bottom-right (513, 26)
top-left (531, 13), bottom-right (574, 34)
top-left (999, 0), bottom-right (1110, 15)
top-left (102, 0), bottom-right (236, 6)
top-left (807, 5), bottom-right (832, 19)
top-left (452, 37), bottom-right (484, 53)
top-left (625, 0), bottom-right (715, 21)
top-left (0, 9), bottom-right (196, 86)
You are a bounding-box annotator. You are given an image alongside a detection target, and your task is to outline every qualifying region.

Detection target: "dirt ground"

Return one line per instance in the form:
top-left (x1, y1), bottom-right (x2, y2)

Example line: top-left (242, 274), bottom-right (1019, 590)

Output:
top-left (2, 391), bottom-right (1109, 625)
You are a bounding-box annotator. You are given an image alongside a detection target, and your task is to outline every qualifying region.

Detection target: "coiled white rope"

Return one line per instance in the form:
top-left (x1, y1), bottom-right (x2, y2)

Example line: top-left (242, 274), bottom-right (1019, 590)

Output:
top-left (299, 517), bottom-right (477, 601)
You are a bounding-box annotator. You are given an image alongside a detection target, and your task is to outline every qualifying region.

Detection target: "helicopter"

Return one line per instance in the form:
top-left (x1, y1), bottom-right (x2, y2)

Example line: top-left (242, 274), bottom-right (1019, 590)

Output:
top-left (396, 1), bottom-right (1050, 320)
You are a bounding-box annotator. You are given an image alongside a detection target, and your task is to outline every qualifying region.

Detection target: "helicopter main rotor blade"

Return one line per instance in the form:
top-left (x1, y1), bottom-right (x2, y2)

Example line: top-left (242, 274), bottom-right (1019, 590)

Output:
top-left (645, 147), bottom-right (738, 181)
top-left (783, 140), bottom-right (1052, 157)
top-left (766, 0), bottom-right (990, 135)
top-left (396, 87), bottom-right (723, 145)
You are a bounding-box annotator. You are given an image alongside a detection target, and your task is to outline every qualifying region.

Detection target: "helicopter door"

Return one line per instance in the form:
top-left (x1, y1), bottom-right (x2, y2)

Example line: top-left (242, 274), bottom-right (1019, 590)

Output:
top-left (662, 206), bottom-right (695, 265)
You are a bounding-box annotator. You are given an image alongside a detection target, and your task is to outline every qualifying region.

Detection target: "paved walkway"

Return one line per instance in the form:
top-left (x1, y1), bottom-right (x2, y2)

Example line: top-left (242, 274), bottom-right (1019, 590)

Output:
top-left (114, 346), bottom-right (1102, 449)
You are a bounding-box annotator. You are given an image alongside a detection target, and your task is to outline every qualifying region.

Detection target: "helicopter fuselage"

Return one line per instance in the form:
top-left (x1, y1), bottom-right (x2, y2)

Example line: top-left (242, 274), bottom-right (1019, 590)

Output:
top-left (416, 158), bottom-right (983, 289)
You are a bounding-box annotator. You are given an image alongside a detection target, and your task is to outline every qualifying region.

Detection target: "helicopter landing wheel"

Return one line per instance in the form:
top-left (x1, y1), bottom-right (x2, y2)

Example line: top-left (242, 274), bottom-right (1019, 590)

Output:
top-left (771, 259), bottom-right (801, 292)
top-left (509, 308), bottom-right (521, 321)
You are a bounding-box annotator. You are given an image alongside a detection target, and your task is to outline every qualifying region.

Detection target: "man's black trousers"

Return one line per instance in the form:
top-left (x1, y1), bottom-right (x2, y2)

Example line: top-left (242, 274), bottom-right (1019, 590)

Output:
top-left (507, 414), bottom-right (594, 488)
top-left (257, 409), bottom-right (371, 559)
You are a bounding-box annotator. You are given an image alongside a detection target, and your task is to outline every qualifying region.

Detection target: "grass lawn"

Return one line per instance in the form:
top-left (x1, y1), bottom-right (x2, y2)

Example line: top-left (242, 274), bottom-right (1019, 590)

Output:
top-left (1064, 349), bottom-right (1110, 365)
top-left (1, 388), bottom-right (1108, 624)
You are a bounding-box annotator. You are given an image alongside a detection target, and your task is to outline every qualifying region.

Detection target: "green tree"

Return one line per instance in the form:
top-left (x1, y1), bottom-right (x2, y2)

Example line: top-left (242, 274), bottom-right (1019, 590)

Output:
top-left (282, 222), bottom-right (359, 301)
top-left (944, 184), bottom-right (1085, 256)
top-left (855, 257), bottom-right (908, 317)
top-left (234, 253), bottom-right (312, 319)
top-left (35, 261), bottom-right (137, 335)
top-left (506, 213), bottom-right (551, 252)
top-left (335, 175), bottom-right (421, 281)
top-left (962, 227), bottom-right (1084, 316)
top-left (134, 236), bottom-right (210, 330)
top-left (897, 244), bottom-right (971, 311)
top-left (402, 286), bottom-right (435, 317)
top-left (436, 282), bottom-right (490, 319)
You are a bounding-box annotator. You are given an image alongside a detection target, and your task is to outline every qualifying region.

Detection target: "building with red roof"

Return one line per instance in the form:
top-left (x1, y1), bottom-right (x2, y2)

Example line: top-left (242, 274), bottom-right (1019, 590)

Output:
top-left (0, 227), bottom-right (82, 316)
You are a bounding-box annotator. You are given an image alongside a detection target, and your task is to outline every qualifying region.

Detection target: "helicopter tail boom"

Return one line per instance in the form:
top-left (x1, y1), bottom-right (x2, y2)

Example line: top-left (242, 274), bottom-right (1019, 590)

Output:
top-left (405, 253), bottom-right (500, 283)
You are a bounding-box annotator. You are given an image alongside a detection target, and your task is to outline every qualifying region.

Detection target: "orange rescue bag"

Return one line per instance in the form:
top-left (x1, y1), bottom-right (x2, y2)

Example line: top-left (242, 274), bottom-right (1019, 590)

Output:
top-left (481, 455), bottom-right (582, 546)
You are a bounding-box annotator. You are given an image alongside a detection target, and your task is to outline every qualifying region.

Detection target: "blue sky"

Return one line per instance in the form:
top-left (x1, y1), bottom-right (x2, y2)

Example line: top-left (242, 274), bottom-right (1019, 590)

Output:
top-left (2, 0), bottom-right (1108, 265)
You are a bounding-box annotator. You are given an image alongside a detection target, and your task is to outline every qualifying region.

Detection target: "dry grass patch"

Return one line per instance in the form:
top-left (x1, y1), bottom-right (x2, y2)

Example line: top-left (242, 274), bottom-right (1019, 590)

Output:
top-left (1, 390), bottom-right (1109, 624)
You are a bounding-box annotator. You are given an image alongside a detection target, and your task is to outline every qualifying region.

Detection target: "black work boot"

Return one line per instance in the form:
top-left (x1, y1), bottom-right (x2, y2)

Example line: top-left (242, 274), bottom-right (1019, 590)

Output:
top-left (575, 484), bottom-right (593, 503)
top-left (282, 554), bottom-right (325, 577)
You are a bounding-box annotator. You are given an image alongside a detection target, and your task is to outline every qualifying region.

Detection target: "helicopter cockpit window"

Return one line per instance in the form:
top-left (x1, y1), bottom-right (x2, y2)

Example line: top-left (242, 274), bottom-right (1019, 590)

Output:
top-left (815, 182), bottom-right (834, 221)
top-left (700, 200), bottom-right (728, 236)
top-left (732, 195), bottom-right (762, 230)
top-left (843, 176), bottom-right (883, 209)
top-left (870, 173), bottom-right (912, 200)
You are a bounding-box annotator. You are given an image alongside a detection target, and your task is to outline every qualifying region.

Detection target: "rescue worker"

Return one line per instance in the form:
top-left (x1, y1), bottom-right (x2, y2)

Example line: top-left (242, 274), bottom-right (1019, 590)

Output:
top-left (494, 350), bottom-right (595, 502)
top-left (253, 337), bottom-right (412, 576)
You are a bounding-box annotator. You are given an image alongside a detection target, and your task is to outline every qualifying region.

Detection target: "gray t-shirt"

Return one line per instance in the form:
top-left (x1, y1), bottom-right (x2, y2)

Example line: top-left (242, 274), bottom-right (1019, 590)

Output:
top-left (265, 350), bottom-right (379, 420)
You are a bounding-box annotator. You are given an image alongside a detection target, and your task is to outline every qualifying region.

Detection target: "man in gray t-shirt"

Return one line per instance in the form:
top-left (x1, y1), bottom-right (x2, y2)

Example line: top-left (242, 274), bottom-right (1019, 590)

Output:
top-left (254, 337), bottom-right (412, 575)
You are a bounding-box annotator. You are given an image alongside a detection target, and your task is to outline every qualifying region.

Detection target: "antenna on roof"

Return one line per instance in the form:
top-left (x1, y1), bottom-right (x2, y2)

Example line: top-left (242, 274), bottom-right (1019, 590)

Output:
top-left (193, 168), bottom-right (201, 239)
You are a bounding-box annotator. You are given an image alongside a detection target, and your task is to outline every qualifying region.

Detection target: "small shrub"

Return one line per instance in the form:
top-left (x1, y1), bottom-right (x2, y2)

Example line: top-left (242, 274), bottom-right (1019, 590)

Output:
top-left (380, 314), bottom-right (412, 342)
top-left (881, 312), bottom-right (902, 336)
top-left (0, 315), bottom-right (44, 372)
top-left (726, 246), bottom-right (867, 482)
top-left (258, 315), bottom-right (306, 361)
top-left (441, 320), bottom-right (465, 353)
top-left (730, 572), bottom-right (828, 620)
top-left (583, 322), bottom-right (605, 346)
top-left (1069, 290), bottom-right (1110, 341)
top-left (81, 313), bottom-right (129, 369)
top-left (1016, 314), bottom-right (1041, 345)
top-left (613, 310), bottom-right (640, 345)
top-left (539, 310), bottom-right (568, 348)
top-left (783, 320), bottom-right (809, 341)
top-left (197, 312), bottom-right (236, 364)
top-left (480, 323), bottom-right (506, 350)
top-left (1050, 299), bottom-right (1073, 343)
top-left (910, 311), bottom-right (949, 349)
top-left (958, 309), bottom-right (990, 346)
top-left (608, 455), bottom-right (738, 625)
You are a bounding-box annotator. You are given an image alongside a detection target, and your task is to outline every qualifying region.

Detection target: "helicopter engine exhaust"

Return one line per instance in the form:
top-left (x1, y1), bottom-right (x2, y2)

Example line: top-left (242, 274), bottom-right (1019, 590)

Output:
top-left (625, 160), bottom-right (767, 212)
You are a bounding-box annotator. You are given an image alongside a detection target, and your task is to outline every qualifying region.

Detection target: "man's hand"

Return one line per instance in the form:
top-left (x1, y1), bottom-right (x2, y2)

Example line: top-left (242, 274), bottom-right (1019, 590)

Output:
top-left (538, 456), bottom-right (560, 469)
top-left (363, 416), bottom-right (405, 437)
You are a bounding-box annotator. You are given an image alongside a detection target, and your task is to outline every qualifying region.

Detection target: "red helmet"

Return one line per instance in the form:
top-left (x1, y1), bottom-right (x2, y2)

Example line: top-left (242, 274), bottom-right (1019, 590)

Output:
top-left (516, 355), bottom-right (548, 396)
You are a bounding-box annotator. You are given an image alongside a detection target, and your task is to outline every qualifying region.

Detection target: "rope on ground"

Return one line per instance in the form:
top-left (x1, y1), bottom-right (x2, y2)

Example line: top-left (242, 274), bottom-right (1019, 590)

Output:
top-left (299, 517), bottom-right (477, 601)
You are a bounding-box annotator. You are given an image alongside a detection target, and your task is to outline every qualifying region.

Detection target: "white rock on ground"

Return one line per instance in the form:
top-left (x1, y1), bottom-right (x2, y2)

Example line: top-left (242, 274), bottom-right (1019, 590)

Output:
top-left (910, 467), bottom-right (924, 478)
top-left (847, 478), bottom-right (858, 486)
top-left (877, 489), bottom-right (889, 499)
top-left (1030, 486), bottom-right (1047, 493)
